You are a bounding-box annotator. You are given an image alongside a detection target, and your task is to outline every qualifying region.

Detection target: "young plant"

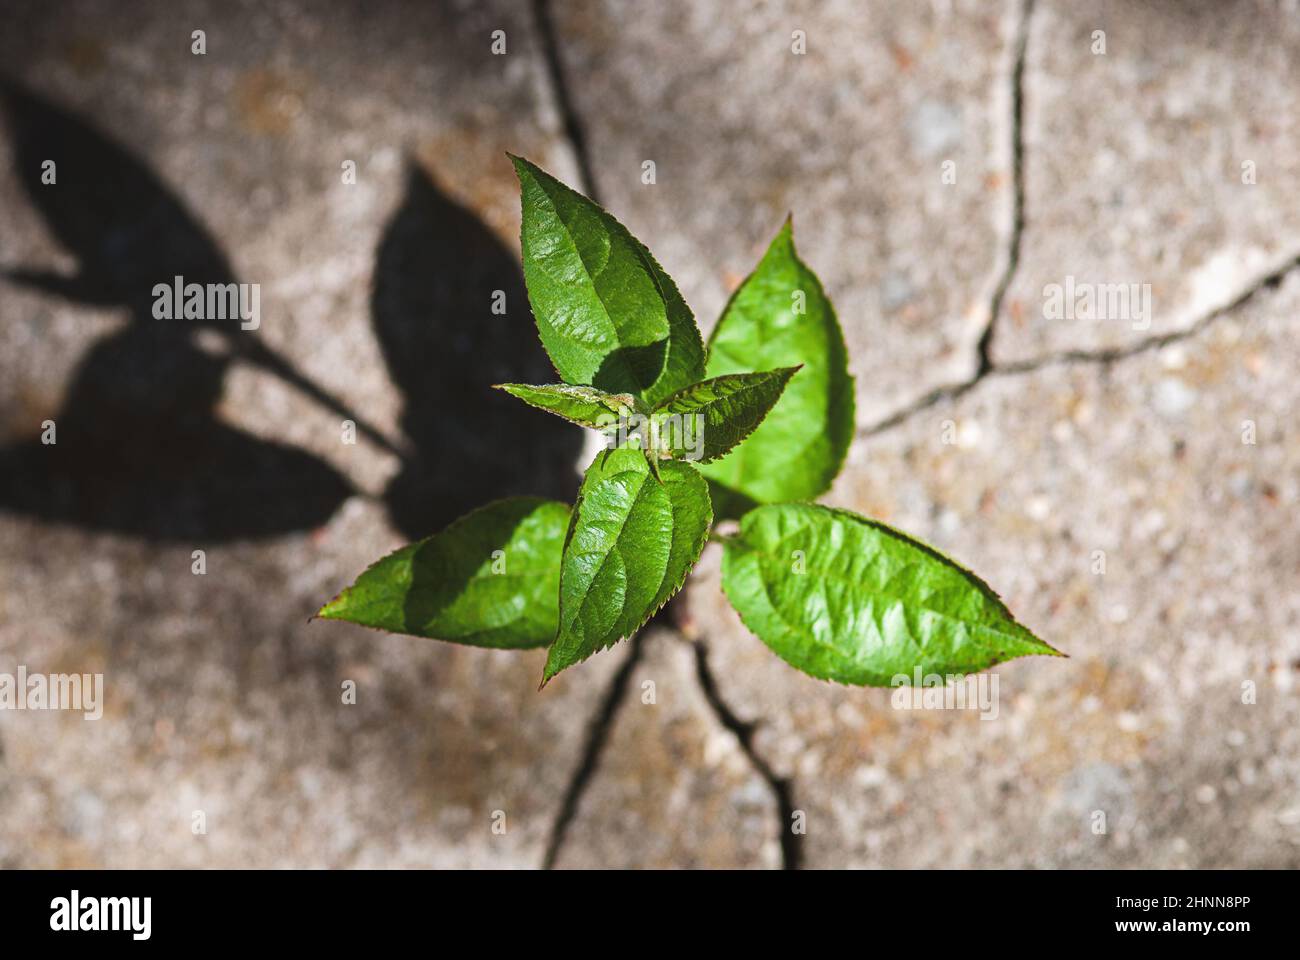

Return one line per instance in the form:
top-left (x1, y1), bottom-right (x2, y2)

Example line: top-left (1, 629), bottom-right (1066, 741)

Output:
top-left (318, 156), bottom-right (1061, 688)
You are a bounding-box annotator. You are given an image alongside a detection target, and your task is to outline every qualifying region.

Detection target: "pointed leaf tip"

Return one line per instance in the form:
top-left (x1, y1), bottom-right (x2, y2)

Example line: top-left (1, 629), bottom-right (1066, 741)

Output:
top-left (700, 221), bottom-right (853, 517)
top-left (650, 366), bottom-right (802, 464)
top-left (721, 504), bottom-right (1060, 686)
top-left (514, 156), bottom-right (705, 408)
top-left (498, 382), bottom-right (630, 431)
top-left (317, 497), bottom-right (571, 649)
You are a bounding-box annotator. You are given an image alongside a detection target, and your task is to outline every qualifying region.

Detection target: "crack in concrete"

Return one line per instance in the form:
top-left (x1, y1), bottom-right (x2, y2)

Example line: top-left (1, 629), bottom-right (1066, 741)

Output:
top-left (541, 631), bottom-right (646, 869)
top-left (529, 0), bottom-right (819, 868)
top-left (530, 0), bottom-right (800, 872)
top-left (975, 0), bottom-right (1035, 379)
top-left (532, 0), bottom-right (601, 203)
top-left (863, 0), bottom-right (1300, 441)
top-left (525, 0), bottom-right (1299, 871)
top-left (691, 637), bottom-right (802, 869)
top-left (703, 0), bottom-right (1043, 867)
top-left (529, 0), bottom-right (631, 871)
top-left (863, 246), bottom-right (1300, 438)
top-left (861, 0), bottom-right (1037, 441)
top-left (528, 0), bottom-right (1040, 871)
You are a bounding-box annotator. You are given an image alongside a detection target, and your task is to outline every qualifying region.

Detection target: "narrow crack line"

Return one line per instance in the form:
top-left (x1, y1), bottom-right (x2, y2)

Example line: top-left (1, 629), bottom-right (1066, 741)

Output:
top-left (974, 0), bottom-right (1035, 377)
top-left (690, 637), bottom-right (802, 870)
top-left (532, 0), bottom-right (602, 204)
top-left (861, 0), bottom-right (1034, 439)
top-left (861, 378), bottom-right (980, 437)
top-left (995, 248), bottom-right (1300, 374)
top-left (531, 0), bottom-right (1285, 874)
top-left (863, 0), bottom-right (1300, 444)
top-left (862, 246), bottom-right (1300, 438)
top-left (542, 631), bottom-right (646, 869)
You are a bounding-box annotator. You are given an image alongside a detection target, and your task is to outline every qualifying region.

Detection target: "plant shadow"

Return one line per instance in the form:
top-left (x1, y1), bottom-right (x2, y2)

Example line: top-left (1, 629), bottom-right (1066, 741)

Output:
top-left (0, 79), bottom-right (354, 541)
top-left (372, 161), bottom-right (581, 541)
top-left (0, 80), bottom-right (581, 544)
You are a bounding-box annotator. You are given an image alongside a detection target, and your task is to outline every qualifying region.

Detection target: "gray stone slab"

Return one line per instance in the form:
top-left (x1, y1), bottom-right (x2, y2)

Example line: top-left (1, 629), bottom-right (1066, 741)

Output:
top-left (2, 0), bottom-right (1296, 870)
top-left (0, 500), bottom-right (630, 868)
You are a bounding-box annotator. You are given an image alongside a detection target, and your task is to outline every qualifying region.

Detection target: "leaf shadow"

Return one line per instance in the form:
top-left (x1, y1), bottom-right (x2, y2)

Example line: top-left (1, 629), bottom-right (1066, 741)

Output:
top-left (0, 79), bottom-right (353, 541)
top-left (591, 339), bottom-right (666, 397)
top-left (372, 161), bottom-right (581, 540)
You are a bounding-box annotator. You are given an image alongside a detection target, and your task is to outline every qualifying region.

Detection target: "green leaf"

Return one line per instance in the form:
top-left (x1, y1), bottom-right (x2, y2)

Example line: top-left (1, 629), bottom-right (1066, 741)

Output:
top-left (699, 220), bottom-right (854, 518)
top-left (318, 497), bottom-right (570, 649)
top-left (495, 382), bottom-right (633, 431)
top-left (543, 448), bottom-right (711, 684)
top-left (721, 503), bottom-right (1060, 686)
top-left (649, 366), bottom-right (800, 463)
top-left (510, 155), bottom-right (705, 408)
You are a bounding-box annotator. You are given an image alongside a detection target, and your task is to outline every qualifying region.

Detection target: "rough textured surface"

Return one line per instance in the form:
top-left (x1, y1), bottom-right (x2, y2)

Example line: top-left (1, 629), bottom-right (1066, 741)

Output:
top-left (551, 0), bottom-right (1019, 424)
top-left (1, 0), bottom-right (1296, 869)
top-left (554, 630), bottom-right (780, 869)
top-left (996, 0), bottom-right (1300, 364)
top-left (693, 274), bottom-right (1300, 867)
top-left (0, 0), bottom-right (616, 869)
top-left (0, 501), bottom-right (629, 868)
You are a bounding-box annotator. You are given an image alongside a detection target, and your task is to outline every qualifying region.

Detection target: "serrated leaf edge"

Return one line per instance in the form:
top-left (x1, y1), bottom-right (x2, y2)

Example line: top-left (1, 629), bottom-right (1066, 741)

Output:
top-left (651, 365), bottom-right (801, 464)
top-left (705, 218), bottom-right (856, 500)
top-left (494, 382), bottom-right (623, 431)
top-left (720, 503), bottom-right (1062, 688)
top-left (316, 495), bottom-right (567, 649)
top-left (509, 154), bottom-right (705, 404)
top-left (540, 459), bottom-right (712, 688)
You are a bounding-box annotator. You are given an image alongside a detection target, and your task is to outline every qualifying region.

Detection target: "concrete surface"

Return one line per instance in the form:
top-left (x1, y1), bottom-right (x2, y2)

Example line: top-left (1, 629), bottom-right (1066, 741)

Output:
top-left (0, 0), bottom-right (1296, 868)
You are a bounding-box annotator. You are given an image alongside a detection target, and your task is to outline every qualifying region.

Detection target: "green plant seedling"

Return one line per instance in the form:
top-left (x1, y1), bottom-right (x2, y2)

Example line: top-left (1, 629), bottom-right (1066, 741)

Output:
top-left (318, 156), bottom-right (1062, 690)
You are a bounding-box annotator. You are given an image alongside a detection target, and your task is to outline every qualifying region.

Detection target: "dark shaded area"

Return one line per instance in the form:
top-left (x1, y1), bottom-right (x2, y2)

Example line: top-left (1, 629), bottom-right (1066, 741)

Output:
top-left (703, 479), bottom-right (760, 525)
top-left (0, 80), bottom-right (356, 541)
top-left (1, 81), bottom-right (400, 458)
top-left (532, 0), bottom-right (601, 204)
top-left (0, 81), bottom-right (579, 543)
top-left (591, 340), bottom-right (667, 398)
top-left (0, 326), bottom-right (355, 542)
top-left (372, 163), bottom-right (580, 540)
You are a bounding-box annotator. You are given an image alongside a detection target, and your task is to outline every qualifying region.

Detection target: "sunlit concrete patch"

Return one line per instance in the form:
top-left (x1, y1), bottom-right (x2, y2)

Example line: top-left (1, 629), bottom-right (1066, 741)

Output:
top-left (550, 0), bottom-right (1021, 424)
top-left (994, 0), bottom-right (1300, 363)
top-left (553, 629), bottom-right (781, 869)
top-left (689, 271), bottom-right (1300, 867)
